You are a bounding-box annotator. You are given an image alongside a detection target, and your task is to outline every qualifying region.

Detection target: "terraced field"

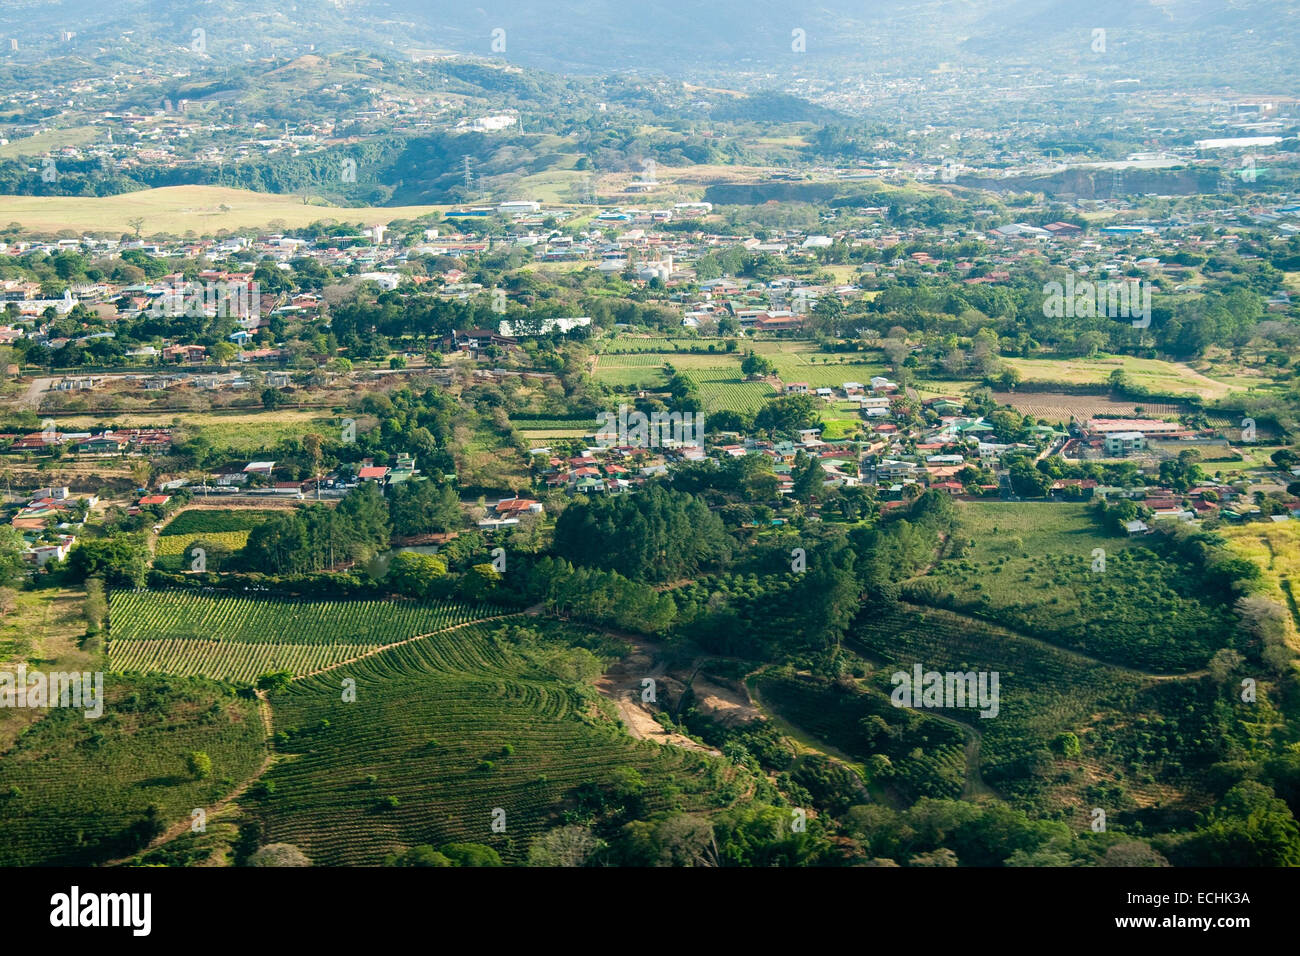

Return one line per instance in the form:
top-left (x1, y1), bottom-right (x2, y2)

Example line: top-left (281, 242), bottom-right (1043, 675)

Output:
top-left (108, 591), bottom-right (502, 680)
top-left (248, 620), bottom-right (727, 864)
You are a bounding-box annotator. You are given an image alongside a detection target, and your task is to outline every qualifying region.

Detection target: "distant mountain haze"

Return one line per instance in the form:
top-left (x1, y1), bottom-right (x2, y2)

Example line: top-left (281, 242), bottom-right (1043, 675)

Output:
top-left (1, 0), bottom-right (1294, 88)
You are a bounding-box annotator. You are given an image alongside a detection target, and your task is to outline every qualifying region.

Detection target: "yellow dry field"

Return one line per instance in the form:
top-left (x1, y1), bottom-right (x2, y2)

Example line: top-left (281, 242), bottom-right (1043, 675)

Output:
top-left (0, 185), bottom-right (448, 235)
top-left (1221, 522), bottom-right (1300, 647)
top-left (1002, 355), bottom-right (1262, 401)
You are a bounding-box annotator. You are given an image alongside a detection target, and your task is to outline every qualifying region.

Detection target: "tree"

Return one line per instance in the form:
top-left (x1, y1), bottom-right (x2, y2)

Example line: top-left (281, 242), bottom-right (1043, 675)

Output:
top-left (438, 843), bottom-right (502, 867)
top-left (261, 387), bottom-right (287, 410)
top-left (526, 826), bottom-right (604, 867)
top-left (0, 526), bottom-right (28, 586)
top-left (385, 845), bottom-right (453, 866)
top-left (740, 351), bottom-right (775, 379)
top-left (66, 536), bottom-right (148, 588)
top-left (247, 843), bottom-right (312, 866)
top-left (390, 479), bottom-right (462, 535)
top-left (790, 451), bottom-right (823, 503)
top-left (753, 394), bottom-right (821, 437)
top-left (460, 563), bottom-right (501, 601)
top-left (186, 751), bottom-right (212, 780)
top-left (385, 551), bottom-right (447, 597)
top-left (1182, 781), bottom-right (1300, 867)
top-left (1101, 842), bottom-right (1170, 867)
top-left (256, 670), bottom-right (292, 692)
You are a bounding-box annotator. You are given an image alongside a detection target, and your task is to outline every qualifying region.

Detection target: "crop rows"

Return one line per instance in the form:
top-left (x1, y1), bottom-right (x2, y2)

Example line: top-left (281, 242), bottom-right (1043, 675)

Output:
top-left (678, 369), bottom-right (775, 414)
top-left (109, 590), bottom-right (496, 646)
top-left (155, 531), bottom-right (251, 556)
top-left (754, 671), bottom-right (968, 801)
top-left (159, 509), bottom-right (279, 537)
top-left (248, 621), bottom-right (717, 865)
top-left (110, 639), bottom-right (381, 682)
top-left (596, 354), bottom-right (672, 367)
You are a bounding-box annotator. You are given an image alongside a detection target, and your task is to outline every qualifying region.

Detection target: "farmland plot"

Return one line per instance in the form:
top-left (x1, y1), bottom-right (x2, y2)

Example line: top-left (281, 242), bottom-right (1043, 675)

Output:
top-left (108, 591), bottom-right (502, 679)
top-left (249, 620), bottom-right (730, 865)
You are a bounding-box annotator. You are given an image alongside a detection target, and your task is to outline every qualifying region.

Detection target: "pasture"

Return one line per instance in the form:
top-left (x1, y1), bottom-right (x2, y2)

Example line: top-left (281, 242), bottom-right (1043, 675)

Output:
top-left (0, 185), bottom-right (447, 236)
top-left (1001, 355), bottom-right (1254, 401)
top-left (907, 502), bottom-right (1235, 672)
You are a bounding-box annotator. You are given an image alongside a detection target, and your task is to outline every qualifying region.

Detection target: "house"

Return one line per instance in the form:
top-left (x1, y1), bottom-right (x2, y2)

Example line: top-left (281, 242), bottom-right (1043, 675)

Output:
top-left (495, 498), bottom-right (544, 516)
top-left (785, 382), bottom-right (810, 395)
top-left (77, 434), bottom-right (128, 455)
top-left (162, 344), bottom-right (207, 363)
top-left (244, 461), bottom-right (276, 477)
top-left (446, 329), bottom-right (518, 352)
top-left (1124, 519), bottom-right (1150, 535)
top-left (358, 465), bottom-right (390, 483)
top-left (23, 534), bottom-right (77, 567)
top-left (1104, 432), bottom-right (1147, 456)
top-left (877, 459), bottom-right (919, 480)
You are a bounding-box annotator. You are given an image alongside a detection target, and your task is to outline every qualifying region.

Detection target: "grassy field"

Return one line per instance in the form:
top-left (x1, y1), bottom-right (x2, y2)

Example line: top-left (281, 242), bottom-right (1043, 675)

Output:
top-left (749, 342), bottom-right (888, 388)
top-left (0, 586), bottom-right (87, 666)
top-left (1002, 355), bottom-right (1260, 400)
top-left (0, 125), bottom-right (100, 159)
top-left (1221, 522), bottom-right (1300, 645)
top-left (248, 619), bottom-right (735, 865)
top-left (41, 409), bottom-right (339, 455)
top-left (0, 185), bottom-right (448, 236)
top-left (906, 502), bottom-right (1236, 672)
top-left (517, 428), bottom-right (592, 441)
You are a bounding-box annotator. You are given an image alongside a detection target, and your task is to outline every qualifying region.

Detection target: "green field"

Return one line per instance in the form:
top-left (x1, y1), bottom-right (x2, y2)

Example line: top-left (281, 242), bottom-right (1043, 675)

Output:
top-left (0, 125), bottom-right (100, 159)
top-left (248, 619), bottom-right (735, 865)
top-left (0, 674), bottom-right (265, 866)
top-left (905, 503), bottom-right (1236, 672)
top-left (153, 531), bottom-right (252, 571)
top-left (108, 591), bottom-right (502, 680)
top-left (679, 368), bottom-right (775, 414)
top-left (43, 411), bottom-right (339, 456)
top-left (160, 510), bottom-right (282, 537)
